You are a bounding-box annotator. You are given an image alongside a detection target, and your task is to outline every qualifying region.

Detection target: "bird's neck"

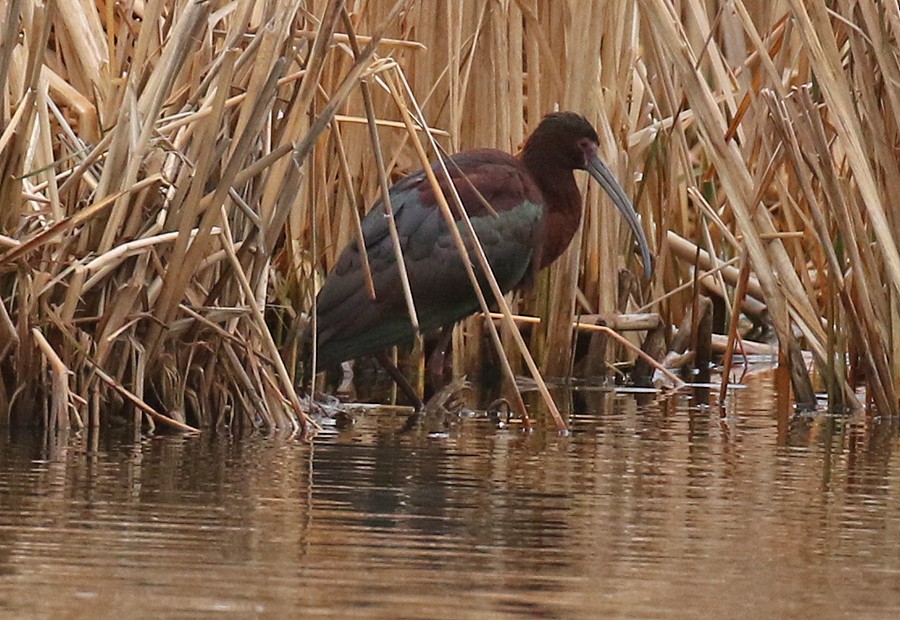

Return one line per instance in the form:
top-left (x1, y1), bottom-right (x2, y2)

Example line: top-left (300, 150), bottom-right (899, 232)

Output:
top-left (520, 150), bottom-right (583, 269)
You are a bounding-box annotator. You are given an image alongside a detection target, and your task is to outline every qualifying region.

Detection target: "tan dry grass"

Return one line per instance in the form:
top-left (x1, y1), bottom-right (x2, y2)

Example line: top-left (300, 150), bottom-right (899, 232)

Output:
top-left (1, 0), bottom-right (898, 431)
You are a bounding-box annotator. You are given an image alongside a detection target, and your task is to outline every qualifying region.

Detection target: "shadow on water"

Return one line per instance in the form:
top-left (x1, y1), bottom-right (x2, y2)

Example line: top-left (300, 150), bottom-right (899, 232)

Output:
top-left (1, 371), bottom-right (899, 618)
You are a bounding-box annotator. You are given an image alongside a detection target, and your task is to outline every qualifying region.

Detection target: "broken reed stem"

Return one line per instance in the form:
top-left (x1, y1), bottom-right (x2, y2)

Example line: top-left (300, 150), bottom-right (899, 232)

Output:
top-left (638, 255), bottom-right (742, 312)
top-left (218, 207), bottom-right (313, 433)
top-left (82, 347), bottom-right (198, 433)
top-left (485, 312), bottom-right (684, 387)
top-left (31, 327), bottom-right (81, 430)
top-left (344, 9), bottom-right (421, 350)
top-left (718, 250), bottom-right (752, 407)
top-left (329, 117), bottom-right (375, 301)
top-left (0, 174), bottom-right (164, 265)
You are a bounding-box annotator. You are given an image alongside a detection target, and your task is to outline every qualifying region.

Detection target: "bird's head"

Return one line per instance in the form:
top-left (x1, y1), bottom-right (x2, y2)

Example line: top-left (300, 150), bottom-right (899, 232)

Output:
top-left (524, 112), bottom-right (600, 171)
top-left (524, 112), bottom-right (654, 278)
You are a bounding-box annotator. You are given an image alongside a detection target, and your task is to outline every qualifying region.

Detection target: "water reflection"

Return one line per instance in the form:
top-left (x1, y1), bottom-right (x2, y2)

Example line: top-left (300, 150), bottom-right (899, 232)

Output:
top-left (1, 372), bottom-right (899, 618)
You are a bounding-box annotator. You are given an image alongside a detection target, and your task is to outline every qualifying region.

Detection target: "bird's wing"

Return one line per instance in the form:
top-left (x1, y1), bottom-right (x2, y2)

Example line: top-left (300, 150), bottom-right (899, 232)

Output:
top-left (314, 150), bottom-right (544, 367)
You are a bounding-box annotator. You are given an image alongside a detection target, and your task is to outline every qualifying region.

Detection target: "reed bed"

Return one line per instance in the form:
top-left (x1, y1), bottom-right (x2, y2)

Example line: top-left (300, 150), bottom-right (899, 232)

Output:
top-left (1, 0), bottom-right (898, 432)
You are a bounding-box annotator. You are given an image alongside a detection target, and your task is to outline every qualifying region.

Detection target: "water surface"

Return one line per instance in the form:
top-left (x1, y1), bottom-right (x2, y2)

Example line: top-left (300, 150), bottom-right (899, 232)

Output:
top-left (1, 372), bottom-right (899, 618)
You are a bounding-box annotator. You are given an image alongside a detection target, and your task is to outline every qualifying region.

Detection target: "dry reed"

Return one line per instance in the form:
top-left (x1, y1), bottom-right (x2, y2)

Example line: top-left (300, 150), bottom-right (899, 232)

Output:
top-left (1, 0), bottom-right (898, 433)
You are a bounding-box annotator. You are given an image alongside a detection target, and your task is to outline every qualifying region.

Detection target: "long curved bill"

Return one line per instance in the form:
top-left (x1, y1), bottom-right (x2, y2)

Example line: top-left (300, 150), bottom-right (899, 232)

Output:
top-left (587, 154), bottom-right (653, 279)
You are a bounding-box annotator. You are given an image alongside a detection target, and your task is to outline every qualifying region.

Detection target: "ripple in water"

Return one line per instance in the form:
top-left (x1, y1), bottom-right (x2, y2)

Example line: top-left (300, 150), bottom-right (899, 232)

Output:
top-left (1, 372), bottom-right (899, 618)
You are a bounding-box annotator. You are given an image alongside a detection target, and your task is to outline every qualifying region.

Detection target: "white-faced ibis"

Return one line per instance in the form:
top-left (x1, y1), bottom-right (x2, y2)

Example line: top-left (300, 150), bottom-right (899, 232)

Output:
top-left (311, 112), bottom-right (652, 406)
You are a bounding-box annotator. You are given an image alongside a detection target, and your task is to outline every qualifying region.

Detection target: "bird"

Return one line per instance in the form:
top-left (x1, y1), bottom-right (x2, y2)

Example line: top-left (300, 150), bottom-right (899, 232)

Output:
top-left (309, 112), bottom-right (652, 408)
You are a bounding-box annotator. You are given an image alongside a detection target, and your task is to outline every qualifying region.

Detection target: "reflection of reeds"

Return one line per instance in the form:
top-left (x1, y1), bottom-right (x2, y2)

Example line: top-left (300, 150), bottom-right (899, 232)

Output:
top-left (1, 0), bottom-right (898, 431)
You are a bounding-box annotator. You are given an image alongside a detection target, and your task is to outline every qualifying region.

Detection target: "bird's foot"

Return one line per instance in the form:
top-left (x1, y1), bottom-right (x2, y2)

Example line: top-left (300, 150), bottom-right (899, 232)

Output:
top-left (299, 391), bottom-right (361, 430)
top-left (423, 375), bottom-right (471, 414)
top-left (401, 376), bottom-right (471, 432)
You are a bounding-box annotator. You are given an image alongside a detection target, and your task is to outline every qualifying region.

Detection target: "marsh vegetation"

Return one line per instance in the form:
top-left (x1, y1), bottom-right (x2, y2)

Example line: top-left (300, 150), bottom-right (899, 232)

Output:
top-left (1, 0), bottom-right (898, 432)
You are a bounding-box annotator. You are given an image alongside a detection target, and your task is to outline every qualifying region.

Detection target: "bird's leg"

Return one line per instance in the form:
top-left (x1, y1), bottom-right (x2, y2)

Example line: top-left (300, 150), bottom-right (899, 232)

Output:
top-left (375, 351), bottom-right (424, 411)
top-left (426, 327), bottom-right (454, 395)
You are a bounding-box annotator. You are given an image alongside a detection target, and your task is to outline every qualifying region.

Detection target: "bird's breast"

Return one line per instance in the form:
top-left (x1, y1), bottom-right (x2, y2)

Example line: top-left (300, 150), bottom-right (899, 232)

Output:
top-left (534, 180), bottom-right (583, 270)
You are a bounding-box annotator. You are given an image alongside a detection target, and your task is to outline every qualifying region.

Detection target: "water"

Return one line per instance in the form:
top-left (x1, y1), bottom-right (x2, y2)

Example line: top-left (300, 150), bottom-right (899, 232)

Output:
top-left (1, 372), bottom-right (899, 619)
